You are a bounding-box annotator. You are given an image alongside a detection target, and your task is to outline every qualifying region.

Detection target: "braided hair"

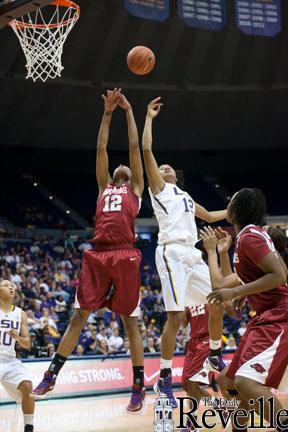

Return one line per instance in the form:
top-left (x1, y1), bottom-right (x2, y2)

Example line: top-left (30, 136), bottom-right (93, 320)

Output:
top-left (228, 188), bottom-right (267, 228)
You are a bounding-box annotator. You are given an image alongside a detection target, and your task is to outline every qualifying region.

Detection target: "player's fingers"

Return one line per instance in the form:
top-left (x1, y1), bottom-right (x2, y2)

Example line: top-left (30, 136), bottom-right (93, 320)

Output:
top-left (151, 97), bottom-right (162, 104)
top-left (199, 230), bottom-right (207, 239)
top-left (102, 94), bottom-right (106, 100)
top-left (207, 226), bottom-right (215, 236)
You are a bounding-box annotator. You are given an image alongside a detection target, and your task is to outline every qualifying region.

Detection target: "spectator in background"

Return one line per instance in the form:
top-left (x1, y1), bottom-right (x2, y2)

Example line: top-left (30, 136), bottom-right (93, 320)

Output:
top-left (96, 327), bottom-right (109, 345)
top-left (88, 329), bottom-right (98, 352)
top-left (53, 284), bottom-right (70, 302)
top-left (78, 238), bottom-right (93, 252)
top-left (144, 337), bottom-right (156, 353)
top-left (76, 344), bottom-right (85, 356)
top-left (237, 321), bottom-right (247, 338)
top-left (26, 310), bottom-right (41, 332)
top-left (95, 340), bottom-right (111, 356)
top-left (55, 295), bottom-right (67, 313)
top-left (122, 338), bottom-right (130, 355)
top-left (40, 309), bottom-right (58, 331)
top-left (26, 332), bottom-right (41, 358)
top-left (109, 328), bottom-right (124, 353)
top-left (48, 343), bottom-right (55, 358)
top-left (223, 334), bottom-right (237, 351)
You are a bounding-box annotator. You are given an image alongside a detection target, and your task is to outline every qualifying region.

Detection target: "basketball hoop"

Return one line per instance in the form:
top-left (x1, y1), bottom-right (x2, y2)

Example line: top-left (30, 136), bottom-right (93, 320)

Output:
top-left (9, 0), bottom-right (80, 82)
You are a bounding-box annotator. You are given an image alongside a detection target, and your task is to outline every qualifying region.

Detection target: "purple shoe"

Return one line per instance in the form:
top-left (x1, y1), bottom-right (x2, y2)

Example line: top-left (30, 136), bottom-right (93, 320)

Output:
top-left (32, 371), bottom-right (56, 398)
top-left (204, 355), bottom-right (226, 372)
top-left (125, 385), bottom-right (146, 414)
top-left (153, 376), bottom-right (178, 409)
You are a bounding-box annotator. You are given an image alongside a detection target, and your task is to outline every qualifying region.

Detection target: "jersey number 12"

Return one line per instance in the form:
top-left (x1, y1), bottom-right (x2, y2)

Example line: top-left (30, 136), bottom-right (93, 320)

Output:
top-left (103, 195), bottom-right (123, 212)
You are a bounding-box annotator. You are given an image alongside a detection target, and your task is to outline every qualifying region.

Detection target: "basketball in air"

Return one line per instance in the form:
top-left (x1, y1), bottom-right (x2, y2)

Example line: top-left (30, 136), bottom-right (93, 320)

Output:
top-left (127, 46), bottom-right (155, 75)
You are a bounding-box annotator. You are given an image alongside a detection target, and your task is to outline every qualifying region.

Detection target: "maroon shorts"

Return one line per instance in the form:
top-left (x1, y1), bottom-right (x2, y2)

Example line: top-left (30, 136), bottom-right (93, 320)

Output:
top-left (76, 247), bottom-right (141, 316)
top-left (227, 306), bottom-right (288, 389)
top-left (182, 335), bottom-right (213, 388)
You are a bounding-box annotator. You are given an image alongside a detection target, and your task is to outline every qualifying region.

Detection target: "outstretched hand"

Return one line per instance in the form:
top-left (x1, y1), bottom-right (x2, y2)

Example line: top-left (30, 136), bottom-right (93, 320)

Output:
top-left (199, 226), bottom-right (218, 252)
top-left (102, 88), bottom-right (121, 113)
top-left (215, 227), bottom-right (232, 255)
top-left (147, 97), bottom-right (163, 118)
top-left (207, 287), bottom-right (239, 304)
top-left (107, 89), bottom-right (131, 111)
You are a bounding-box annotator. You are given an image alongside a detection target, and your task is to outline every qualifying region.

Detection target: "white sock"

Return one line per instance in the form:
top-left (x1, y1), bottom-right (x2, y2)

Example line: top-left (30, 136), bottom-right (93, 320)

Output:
top-left (210, 339), bottom-right (221, 351)
top-left (24, 414), bottom-right (34, 427)
top-left (160, 358), bottom-right (172, 369)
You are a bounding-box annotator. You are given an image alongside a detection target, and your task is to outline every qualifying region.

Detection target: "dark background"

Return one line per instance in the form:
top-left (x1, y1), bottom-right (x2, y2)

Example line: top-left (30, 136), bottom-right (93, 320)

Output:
top-left (0, 0), bottom-right (287, 216)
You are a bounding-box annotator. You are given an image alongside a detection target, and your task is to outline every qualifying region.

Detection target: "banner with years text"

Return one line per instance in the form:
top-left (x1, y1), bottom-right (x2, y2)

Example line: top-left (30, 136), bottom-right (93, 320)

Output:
top-left (178, 0), bottom-right (227, 31)
top-left (235, 0), bottom-right (282, 36)
top-left (123, 0), bottom-right (169, 22)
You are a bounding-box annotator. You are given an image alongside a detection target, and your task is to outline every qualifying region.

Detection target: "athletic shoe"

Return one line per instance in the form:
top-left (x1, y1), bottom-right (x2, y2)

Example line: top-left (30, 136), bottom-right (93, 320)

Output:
top-left (181, 417), bottom-right (199, 432)
top-left (204, 355), bottom-right (226, 372)
top-left (32, 371), bottom-right (56, 398)
top-left (153, 376), bottom-right (178, 409)
top-left (125, 385), bottom-right (146, 414)
top-left (24, 425), bottom-right (34, 432)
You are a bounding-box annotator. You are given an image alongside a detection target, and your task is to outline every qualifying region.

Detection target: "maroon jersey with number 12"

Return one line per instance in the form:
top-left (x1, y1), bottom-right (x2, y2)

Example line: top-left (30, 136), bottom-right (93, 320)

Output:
top-left (76, 182), bottom-right (142, 316)
top-left (94, 182), bottom-right (141, 246)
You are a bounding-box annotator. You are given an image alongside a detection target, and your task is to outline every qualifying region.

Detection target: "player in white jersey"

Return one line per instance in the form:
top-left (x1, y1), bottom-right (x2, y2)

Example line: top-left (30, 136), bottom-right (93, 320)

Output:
top-left (142, 98), bottom-right (227, 407)
top-left (0, 280), bottom-right (34, 432)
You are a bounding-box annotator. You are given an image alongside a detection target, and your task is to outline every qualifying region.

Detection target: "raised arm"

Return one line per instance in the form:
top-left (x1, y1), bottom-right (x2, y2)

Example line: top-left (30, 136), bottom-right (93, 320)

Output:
top-left (118, 93), bottom-right (144, 198)
top-left (195, 204), bottom-right (227, 223)
top-left (8, 311), bottom-right (30, 350)
top-left (216, 227), bottom-right (233, 277)
top-left (96, 89), bottom-right (120, 193)
top-left (142, 98), bottom-right (165, 195)
top-left (200, 227), bottom-right (239, 290)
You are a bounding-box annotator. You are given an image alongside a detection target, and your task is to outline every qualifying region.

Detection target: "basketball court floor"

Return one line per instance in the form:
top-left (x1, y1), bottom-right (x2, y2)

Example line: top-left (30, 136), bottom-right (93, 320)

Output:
top-left (1, 390), bottom-right (287, 432)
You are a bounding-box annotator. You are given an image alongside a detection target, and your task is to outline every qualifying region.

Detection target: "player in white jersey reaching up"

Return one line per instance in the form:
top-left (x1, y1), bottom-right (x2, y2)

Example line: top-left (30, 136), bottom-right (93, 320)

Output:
top-left (0, 280), bottom-right (34, 432)
top-left (142, 98), bottom-right (227, 408)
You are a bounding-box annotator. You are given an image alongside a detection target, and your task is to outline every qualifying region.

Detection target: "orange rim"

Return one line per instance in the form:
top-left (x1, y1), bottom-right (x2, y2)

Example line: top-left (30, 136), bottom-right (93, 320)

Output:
top-left (10, 0), bottom-right (80, 30)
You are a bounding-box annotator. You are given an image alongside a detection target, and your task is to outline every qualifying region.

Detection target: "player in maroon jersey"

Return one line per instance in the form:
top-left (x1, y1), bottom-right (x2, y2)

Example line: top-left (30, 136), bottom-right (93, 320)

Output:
top-left (181, 304), bottom-right (214, 431)
top-left (200, 188), bottom-right (288, 430)
top-left (33, 88), bottom-right (146, 413)
top-left (181, 231), bottom-right (234, 432)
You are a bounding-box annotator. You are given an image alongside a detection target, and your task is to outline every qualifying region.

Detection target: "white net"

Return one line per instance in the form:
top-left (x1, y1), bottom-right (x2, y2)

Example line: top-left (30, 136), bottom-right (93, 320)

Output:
top-left (9, 1), bottom-right (80, 82)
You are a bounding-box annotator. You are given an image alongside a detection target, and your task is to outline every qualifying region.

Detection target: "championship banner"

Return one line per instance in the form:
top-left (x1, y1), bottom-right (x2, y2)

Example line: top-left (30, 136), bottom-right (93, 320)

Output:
top-left (123, 0), bottom-right (169, 22)
top-left (178, 0), bottom-right (227, 31)
top-left (0, 353), bottom-right (234, 404)
top-left (235, 0), bottom-right (282, 36)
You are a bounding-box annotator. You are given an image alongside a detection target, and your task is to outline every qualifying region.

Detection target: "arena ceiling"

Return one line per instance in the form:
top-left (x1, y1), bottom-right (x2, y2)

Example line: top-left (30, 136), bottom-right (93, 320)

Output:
top-left (0, 0), bottom-right (288, 152)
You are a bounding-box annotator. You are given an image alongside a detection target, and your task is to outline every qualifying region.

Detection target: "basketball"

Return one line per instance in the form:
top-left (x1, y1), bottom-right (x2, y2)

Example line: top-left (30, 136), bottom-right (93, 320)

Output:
top-left (127, 46), bottom-right (155, 75)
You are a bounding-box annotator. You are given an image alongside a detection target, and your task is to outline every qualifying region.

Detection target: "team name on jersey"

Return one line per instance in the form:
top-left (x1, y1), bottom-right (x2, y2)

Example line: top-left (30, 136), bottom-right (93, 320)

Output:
top-left (233, 252), bottom-right (239, 264)
top-left (103, 186), bottom-right (128, 196)
top-left (0, 319), bottom-right (20, 330)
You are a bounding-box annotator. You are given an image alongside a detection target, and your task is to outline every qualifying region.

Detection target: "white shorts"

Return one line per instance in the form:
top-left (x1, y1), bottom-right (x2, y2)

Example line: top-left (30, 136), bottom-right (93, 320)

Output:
top-left (155, 243), bottom-right (212, 311)
top-left (0, 357), bottom-right (32, 402)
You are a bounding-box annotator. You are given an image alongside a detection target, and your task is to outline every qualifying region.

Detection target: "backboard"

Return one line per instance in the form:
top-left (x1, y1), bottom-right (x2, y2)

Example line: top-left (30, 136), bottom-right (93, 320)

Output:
top-left (0, 0), bottom-right (54, 28)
